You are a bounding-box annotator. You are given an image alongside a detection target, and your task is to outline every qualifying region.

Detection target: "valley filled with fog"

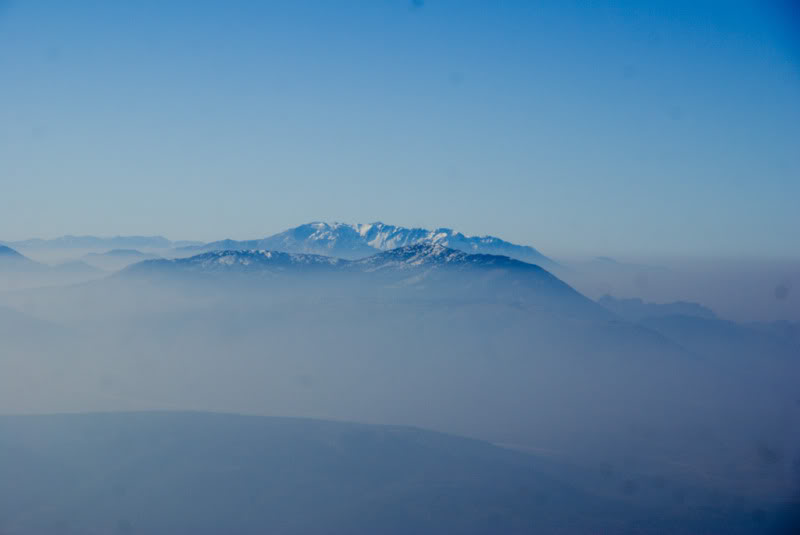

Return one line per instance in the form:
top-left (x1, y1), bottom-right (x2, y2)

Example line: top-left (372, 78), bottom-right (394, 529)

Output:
top-left (1, 224), bottom-right (798, 533)
top-left (3, 0), bottom-right (799, 531)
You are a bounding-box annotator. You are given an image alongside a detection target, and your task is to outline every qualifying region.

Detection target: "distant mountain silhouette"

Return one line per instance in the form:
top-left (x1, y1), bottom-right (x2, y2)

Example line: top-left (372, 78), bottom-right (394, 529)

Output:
top-left (0, 245), bottom-right (46, 271)
top-left (0, 412), bottom-right (788, 535)
top-left (598, 295), bottom-right (717, 322)
top-left (4, 235), bottom-right (200, 250)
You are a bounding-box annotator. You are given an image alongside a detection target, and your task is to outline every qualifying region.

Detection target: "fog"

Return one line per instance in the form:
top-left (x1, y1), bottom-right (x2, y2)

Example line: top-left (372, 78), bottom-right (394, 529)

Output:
top-left (554, 255), bottom-right (800, 323)
top-left (1, 245), bottom-right (798, 533)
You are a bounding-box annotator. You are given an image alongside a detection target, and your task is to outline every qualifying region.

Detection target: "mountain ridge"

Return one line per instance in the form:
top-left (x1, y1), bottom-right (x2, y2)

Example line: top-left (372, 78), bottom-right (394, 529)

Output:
top-left (184, 222), bottom-right (556, 267)
top-left (126, 243), bottom-right (555, 281)
top-left (2, 236), bottom-right (201, 250)
top-left (121, 244), bottom-right (602, 319)
top-left (0, 245), bottom-right (48, 271)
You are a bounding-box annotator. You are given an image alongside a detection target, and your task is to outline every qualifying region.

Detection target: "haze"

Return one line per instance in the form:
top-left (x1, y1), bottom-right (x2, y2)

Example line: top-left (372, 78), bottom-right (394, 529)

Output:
top-left (0, 1), bottom-right (798, 534)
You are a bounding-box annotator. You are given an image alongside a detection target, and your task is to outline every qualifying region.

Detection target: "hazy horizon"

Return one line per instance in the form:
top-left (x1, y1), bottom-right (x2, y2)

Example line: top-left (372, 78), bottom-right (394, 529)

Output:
top-left (1, 2), bottom-right (798, 533)
top-left (5, 224), bottom-right (800, 261)
top-left (2, 0), bottom-right (799, 257)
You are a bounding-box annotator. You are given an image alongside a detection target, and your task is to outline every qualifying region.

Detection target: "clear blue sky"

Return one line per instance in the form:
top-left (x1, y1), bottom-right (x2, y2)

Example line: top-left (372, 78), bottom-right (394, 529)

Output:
top-left (1, 0), bottom-right (798, 257)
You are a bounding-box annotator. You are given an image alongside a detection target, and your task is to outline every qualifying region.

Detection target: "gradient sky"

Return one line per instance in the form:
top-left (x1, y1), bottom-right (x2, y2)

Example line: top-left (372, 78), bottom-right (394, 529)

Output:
top-left (1, 0), bottom-right (798, 257)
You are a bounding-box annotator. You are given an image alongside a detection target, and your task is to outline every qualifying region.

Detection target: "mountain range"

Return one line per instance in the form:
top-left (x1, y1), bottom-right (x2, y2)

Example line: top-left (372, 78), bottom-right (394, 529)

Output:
top-left (4, 411), bottom-right (789, 535)
top-left (3, 222), bottom-right (556, 268)
top-left (0, 245), bottom-right (99, 275)
top-left (124, 244), bottom-right (593, 319)
top-left (180, 222), bottom-right (556, 268)
top-left (2, 233), bottom-right (798, 511)
top-left (0, 245), bottom-right (46, 271)
top-left (1, 236), bottom-right (201, 250)
top-left (598, 295), bottom-right (717, 322)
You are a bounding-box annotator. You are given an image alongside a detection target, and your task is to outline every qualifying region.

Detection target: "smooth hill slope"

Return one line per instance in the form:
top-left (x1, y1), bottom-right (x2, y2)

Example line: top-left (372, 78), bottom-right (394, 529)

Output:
top-left (0, 245), bottom-right (46, 272)
top-left (0, 245), bottom-right (107, 291)
top-left (0, 412), bottom-right (792, 535)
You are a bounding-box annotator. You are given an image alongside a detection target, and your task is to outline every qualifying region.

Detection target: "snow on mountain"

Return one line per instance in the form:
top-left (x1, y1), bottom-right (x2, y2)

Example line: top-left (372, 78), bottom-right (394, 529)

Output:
top-left (353, 243), bottom-right (535, 271)
top-left (258, 222), bottom-right (378, 259)
top-left (121, 243), bottom-right (604, 318)
top-left (355, 222), bottom-right (552, 265)
top-left (195, 222), bottom-right (555, 267)
top-left (131, 244), bottom-right (537, 276)
top-left (127, 249), bottom-right (347, 276)
top-left (125, 243), bottom-right (563, 288)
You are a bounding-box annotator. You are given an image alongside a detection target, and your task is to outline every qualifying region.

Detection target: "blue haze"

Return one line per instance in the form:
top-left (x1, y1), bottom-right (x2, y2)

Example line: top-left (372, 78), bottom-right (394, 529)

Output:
top-left (0, 0), bottom-right (798, 257)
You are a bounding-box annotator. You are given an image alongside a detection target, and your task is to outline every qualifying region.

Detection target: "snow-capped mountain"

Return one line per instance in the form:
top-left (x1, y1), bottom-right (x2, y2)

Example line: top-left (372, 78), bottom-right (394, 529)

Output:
top-left (353, 243), bottom-right (543, 272)
top-left (123, 243), bottom-right (593, 315)
top-left (189, 222), bottom-right (556, 268)
top-left (354, 223), bottom-right (553, 267)
top-left (129, 249), bottom-right (346, 276)
top-left (132, 244), bottom-right (542, 277)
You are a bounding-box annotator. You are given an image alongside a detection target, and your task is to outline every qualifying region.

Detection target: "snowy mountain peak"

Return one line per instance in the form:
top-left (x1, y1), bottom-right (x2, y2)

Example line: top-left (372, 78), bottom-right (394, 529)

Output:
top-left (191, 222), bottom-right (556, 268)
top-left (128, 244), bottom-right (551, 279)
top-left (355, 243), bottom-right (547, 272)
top-left (125, 249), bottom-right (346, 276)
top-left (358, 243), bottom-right (469, 269)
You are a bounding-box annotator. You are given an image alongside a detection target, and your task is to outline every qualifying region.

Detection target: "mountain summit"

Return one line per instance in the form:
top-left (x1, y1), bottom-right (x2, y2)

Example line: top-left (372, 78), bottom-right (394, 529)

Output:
top-left (189, 222), bottom-right (556, 268)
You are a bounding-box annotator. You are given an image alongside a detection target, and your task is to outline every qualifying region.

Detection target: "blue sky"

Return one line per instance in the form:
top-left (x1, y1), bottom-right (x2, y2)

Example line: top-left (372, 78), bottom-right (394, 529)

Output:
top-left (1, 0), bottom-right (798, 257)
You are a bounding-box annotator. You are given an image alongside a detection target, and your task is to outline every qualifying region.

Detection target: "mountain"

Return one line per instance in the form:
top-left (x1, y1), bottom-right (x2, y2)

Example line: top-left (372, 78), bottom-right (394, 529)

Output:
top-left (134, 244), bottom-right (545, 275)
top-left (100, 249), bottom-right (146, 256)
top-left (0, 412), bottom-right (790, 535)
top-left (52, 260), bottom-right (105, 274)
top-left (6, 245), bottom-right (799, 508)
top-left (84, 249), bottom-right (160, 259)
top-left (598, 295), bottom-right (717, 322)
top-left (127, 248), bottom-right (346, 276)
top-left (0, 245), bottom-right (47, 272)
top-left (83, 249), bottom-right (162, 271)
top-left (125, 244), bottom-right (592, 315)
top-left (355, 242), bottom-right (531, 270)
top-left (0, 246), bottom-right (108, 291)
top-left (5, 236), bottom-right (201, 250)
top-left (188, 222), bottom-right (556, 267)
top-left (597, 296), bottom-right (799, 360)
top-left (639, 314), bottom-right (800, 361)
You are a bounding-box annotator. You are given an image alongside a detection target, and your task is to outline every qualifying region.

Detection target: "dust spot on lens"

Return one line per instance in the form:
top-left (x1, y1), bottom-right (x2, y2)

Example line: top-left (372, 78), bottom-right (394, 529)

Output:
top-left (448, 72), bottom-right (463, 86)
top-left (774, 283), bottom-right (790, 300)
top-left (621, 479), bottom-right (637, 495)
top-left (622, 64), bottom-right (638, 79)
top-left (756, 442), bottom-right (782, 465)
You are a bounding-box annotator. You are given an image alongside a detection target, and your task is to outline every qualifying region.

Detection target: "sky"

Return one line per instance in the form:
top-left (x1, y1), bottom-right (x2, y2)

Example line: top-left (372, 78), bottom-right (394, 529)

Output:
top-left (1, 0), bottom-right (799, 257)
